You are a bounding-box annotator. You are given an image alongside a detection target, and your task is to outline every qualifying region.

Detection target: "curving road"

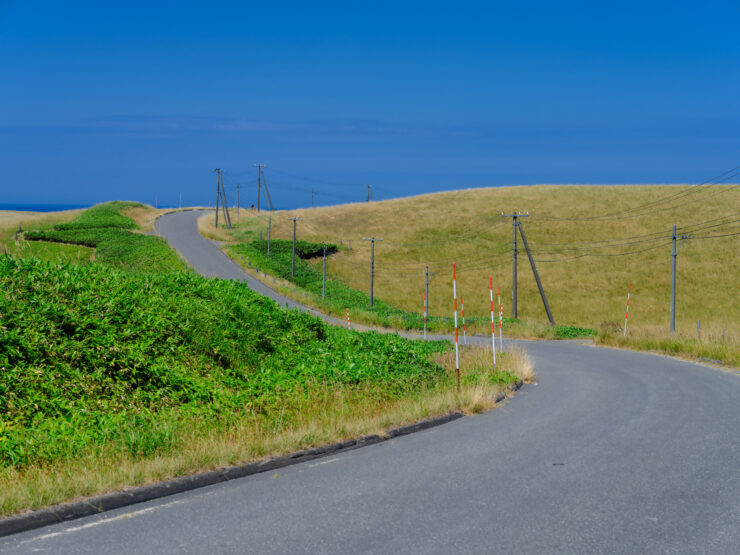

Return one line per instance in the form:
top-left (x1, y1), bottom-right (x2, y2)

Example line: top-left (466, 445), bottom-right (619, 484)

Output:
top-left (3, 210), bottom-right (738, 554)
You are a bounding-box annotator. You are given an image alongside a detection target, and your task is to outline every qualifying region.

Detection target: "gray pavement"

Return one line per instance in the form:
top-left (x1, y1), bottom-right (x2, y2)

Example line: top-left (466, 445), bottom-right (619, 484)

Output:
top-left (3, 210), bottom-right (737, 553)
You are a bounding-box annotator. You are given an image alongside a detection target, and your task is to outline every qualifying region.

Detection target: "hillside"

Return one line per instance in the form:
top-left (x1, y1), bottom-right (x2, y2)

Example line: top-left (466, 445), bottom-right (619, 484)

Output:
top-left (216, 184), bottom-right (739, 362)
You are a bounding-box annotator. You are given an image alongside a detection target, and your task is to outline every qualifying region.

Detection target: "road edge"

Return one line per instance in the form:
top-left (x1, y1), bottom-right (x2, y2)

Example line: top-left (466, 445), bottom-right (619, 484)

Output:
top-left (0, 380), bottom-right (522, 538)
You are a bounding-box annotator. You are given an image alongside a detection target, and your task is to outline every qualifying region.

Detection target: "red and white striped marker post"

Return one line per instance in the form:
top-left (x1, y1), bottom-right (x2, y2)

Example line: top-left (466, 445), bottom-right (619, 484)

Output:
top-left (453, 262), bottom-right (460, 391)
top-left (423, 291), bottom-right (427, 340)
top-left (461, 294), bottom-right (467, 346)
top-left (498, 286), bottom-right (503, 352)
top-left (490, 277), bottom-right (497, 371)
top-left (346, 308), bottom-right (351, 330)
top-left (624, 284), bottom-right (631, 336)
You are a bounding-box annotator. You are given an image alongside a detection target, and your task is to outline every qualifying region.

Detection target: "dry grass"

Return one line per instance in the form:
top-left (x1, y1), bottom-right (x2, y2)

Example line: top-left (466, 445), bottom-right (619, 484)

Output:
top-left (225, 185), bottom-right (739, 362)
top-left (0, 345), bottom-right (529, 516)
top-left (197, 210), bottom-right (235, 242)
top-left (0, 209), bottom-right (82, 241)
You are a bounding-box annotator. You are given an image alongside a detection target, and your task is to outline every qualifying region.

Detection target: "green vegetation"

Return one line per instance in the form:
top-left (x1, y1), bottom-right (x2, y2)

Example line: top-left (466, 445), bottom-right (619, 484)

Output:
top-left (1, 202), bottom-right (529, 515)
top-left (0, 256), bottom-right (450, 470)
top-left (23, 201), bottom-right (187, 272)
top-left (228, 238), bottom-right (597, 339)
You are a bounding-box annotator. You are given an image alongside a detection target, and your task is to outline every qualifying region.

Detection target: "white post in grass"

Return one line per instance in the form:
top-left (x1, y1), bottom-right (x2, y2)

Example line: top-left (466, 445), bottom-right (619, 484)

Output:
top-left (490, 277), bottom-right (497, 371)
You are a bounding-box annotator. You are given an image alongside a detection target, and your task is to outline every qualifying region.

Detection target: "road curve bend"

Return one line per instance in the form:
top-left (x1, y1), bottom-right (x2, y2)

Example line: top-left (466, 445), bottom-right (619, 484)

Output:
top-left (3, 210), bottom-right (738, 554)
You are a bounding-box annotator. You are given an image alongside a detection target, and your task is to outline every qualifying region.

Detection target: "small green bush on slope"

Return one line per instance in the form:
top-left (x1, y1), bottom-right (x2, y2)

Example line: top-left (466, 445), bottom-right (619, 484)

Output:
top-left (0, 256), bottom-right (448, 468)
top-left (23, 201), bottom-right (186, 272)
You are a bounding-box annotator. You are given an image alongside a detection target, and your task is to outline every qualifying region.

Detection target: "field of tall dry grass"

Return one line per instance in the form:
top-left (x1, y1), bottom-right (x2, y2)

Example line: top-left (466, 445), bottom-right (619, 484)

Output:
top-left (220, 185), bottom-right (739, 365)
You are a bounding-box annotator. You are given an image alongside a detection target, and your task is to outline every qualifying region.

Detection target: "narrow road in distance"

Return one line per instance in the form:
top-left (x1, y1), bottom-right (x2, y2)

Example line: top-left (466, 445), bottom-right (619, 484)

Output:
top-left (3, 210), bottom-right (737, 554)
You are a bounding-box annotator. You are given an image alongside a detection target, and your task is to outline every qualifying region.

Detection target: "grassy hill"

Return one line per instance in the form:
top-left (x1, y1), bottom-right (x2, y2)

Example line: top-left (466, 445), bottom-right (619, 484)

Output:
top-left (215, 185), bottom-right (739, 364)
top-left (1, 202), bottom-right (528, 515)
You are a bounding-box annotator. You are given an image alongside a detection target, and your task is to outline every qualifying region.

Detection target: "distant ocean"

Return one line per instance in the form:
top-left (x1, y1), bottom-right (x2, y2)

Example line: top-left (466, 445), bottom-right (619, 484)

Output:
top-left (0, 203), bottom-right (90, 212)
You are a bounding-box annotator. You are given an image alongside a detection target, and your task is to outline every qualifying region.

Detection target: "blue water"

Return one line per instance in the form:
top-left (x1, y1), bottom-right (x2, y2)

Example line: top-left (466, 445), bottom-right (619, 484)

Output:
top-left (0, 203), bottom-right (90, 212)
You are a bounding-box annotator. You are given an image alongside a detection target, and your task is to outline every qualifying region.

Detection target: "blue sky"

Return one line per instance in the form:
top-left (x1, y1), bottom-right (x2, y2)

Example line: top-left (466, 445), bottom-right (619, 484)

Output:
top-left (1, 0), bottom-right (739, 208)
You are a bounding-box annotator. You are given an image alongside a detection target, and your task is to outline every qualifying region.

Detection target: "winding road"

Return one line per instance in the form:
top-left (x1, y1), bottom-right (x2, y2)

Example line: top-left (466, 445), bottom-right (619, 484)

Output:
top-left (3, 210), bottom-right (738, 554)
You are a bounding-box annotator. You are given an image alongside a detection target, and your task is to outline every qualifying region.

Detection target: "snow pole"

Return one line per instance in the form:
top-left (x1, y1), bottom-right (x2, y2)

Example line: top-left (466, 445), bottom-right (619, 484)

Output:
top-left (423, 290), bottom-right (427, 340)
top-left (461, 294), bottom-right (467, 346)
top-left (453, 262), bottom-right (460, 392)
top-left (498, 285), bottom-right (503, 352)
top-left (490, 277), bottom-right (497, 371)
top-left (624, 284), bottom-right (631, 337)
top-left (346, 308), bottom-right (351, 330)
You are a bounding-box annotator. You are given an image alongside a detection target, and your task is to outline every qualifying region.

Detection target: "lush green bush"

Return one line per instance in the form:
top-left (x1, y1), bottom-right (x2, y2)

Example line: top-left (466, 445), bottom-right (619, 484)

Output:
top-left (554, 325), bottom-right (597, 339)
top-left (23, 202), bottom-right (186, 272)
top-left (0, 256), bottom-right (448, 468)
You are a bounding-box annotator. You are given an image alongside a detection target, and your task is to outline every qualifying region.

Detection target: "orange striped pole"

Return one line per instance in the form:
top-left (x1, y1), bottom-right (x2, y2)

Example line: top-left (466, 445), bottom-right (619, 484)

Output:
top-left (461, 294), bottom-right (467, 345)
top-left (490, 277), bottom-right (497, 371)
top-left (346, 307), bottom-right (350, 330)
top-left (498, 285), bottom-right (503, 351)
top-left (453, 262), bottom-right (460, 391)
top-left (624, 284), bottom-right (631, 336)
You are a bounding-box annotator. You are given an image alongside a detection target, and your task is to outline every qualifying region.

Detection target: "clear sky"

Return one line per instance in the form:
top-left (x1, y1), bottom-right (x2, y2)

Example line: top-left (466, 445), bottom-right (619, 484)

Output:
top-left (2, 0), bottom-right (739, 208)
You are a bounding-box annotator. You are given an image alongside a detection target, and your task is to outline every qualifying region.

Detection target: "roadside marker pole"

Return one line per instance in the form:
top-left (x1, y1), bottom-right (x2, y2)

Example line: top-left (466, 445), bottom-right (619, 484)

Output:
top-left (423, 291), bottom-right (427, 340)
top-left (498, 286), bottom-right (503, 352)
top-left (490, 277), bottom-right (497, 371)
top-left (624, 284), bottom-right (631, 337)
top-left (461, 295), bottom-right (467, 346)
top-left (453, 263), bottom-right (460, 392)
top-left (346, 308), bottom-right (351, 330)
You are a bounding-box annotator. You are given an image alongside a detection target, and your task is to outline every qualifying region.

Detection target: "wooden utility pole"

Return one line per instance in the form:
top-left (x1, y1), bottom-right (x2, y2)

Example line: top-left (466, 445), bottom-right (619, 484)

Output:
top-left (253, 164), bottom-right (275, 212)
top-left (290, 217), bottom-right (302, 277)
top-left (214, 169), bottom-right (222, 228)
top-left (362, 237), bottom-right (383, 308)
top-left (366, 184), bottom-right (374, 202)
top-left (671, 224), bottom-right (691, 333)
top-left (517, 221), bottom-right (555, 325)
top-left (253, 164), bottom-right (264, 212)
top-left (501, 212), bottom-right (528, 318)
top-left (214, 168), bottom-right (231, 229)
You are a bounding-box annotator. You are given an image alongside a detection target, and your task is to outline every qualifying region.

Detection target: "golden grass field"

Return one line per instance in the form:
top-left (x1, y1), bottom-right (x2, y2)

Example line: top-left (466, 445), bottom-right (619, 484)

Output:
top-left (217, 185), bottom-right (739, 365)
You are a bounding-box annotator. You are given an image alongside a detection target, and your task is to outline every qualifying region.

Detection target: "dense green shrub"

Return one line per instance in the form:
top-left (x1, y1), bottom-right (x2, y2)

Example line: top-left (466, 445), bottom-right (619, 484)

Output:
top-left (0, 256), bottom-right (448, 467)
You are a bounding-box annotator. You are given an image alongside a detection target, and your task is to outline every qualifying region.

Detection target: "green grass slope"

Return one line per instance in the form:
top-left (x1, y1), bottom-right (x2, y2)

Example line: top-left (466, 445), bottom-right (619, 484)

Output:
top-left (23, 201), bottom-right (187, 272)
top-left (0, 256), bottom-right (447, 469)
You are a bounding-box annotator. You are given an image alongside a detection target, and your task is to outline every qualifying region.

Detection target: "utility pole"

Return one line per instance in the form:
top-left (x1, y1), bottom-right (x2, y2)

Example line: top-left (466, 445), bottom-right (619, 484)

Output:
top-left (290, 217), bottom-right (301, 277)
top-left (501, 212), bottom-right (529, 318)
top-left (267, 214), bottom-right (271, 257)
top-left (366, 184), bottom-right (373, 202)
top-left (517, 221), bottom-right (555, 325)
top-left (425, 266), bottom-right (430, 321)
top-left (214, 168), bottom-right (231, 229)
top-left (214, 169), bottom-right (221, 228)
top-left (671, 224), bottom-right (690, 333)
top-left (362, 237), bottom-right (383, 308)
top-left (322, 243), bottom-right (327, 299)
top-left (253, 164), bottom-right (264, 212)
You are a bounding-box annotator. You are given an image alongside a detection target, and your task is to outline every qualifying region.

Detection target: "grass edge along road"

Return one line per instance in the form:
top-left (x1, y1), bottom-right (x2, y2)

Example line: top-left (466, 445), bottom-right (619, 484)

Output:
top-left (0, 204), bottom-right (532, 517)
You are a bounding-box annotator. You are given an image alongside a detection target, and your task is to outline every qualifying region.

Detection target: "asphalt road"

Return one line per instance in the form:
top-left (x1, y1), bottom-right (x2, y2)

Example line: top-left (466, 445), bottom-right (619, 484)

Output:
top-left (3, 210), bottom-right (737, 554)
